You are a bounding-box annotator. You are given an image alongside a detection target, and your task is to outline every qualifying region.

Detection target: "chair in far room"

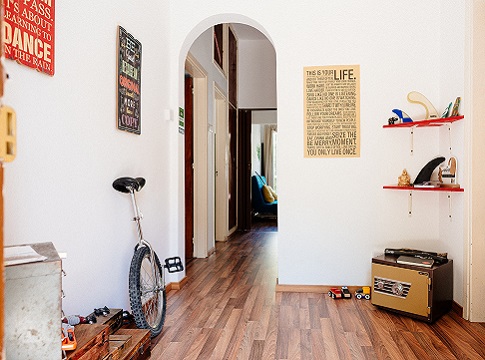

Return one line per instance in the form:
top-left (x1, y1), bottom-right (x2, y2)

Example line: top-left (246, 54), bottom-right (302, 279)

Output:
top-left (252, 174), bottom-right (277, 218)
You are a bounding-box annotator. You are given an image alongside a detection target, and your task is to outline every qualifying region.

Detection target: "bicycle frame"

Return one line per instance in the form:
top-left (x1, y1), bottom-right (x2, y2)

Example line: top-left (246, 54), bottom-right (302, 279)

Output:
top-left (128, 188), bottom-right (165, 291)
top-left (113, 176), bottom-right (183, 337)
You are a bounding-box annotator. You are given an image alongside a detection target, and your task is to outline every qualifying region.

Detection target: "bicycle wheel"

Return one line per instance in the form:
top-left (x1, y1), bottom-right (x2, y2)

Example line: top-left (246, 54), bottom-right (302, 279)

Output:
top-left (129, 245), bottom-right (166, 337)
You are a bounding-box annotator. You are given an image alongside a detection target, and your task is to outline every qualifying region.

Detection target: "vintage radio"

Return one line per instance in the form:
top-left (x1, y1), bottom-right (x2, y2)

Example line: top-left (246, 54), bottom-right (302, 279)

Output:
top-left (371, 254), bottom-right (453, 322)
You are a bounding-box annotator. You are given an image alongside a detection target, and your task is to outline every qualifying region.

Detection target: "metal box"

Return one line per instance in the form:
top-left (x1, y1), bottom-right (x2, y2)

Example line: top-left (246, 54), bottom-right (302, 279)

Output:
top-left (5, 242), bottom-right (62, 359)
top-left (371, 254), bottom-right (453, 322)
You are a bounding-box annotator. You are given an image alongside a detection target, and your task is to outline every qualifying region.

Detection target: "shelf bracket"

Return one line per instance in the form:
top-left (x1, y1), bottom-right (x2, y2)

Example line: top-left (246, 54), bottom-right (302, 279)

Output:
top-left (448, 124), bottom-right (453, 154)
top-left (448, 193), bottom-right (453, 221)
top-left (410, 128), bottom-right (414, 156)
top-left (408, 191), bottom-right (413, 217)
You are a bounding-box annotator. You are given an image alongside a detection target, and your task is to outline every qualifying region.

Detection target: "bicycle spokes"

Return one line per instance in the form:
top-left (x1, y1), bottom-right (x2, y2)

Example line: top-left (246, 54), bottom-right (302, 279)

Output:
top-left (129, 246), bottom-right (166, 337)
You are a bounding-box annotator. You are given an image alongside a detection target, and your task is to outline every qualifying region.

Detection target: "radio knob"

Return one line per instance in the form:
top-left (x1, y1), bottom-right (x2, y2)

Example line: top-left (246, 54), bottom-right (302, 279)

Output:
top-left (392, 282), bottom-right (404, 296)
top-left (377, 280), bottom-right (385, 290)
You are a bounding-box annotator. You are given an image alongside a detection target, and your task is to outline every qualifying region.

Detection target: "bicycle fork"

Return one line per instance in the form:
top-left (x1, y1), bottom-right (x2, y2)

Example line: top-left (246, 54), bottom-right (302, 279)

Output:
top-left (129, 190), bottom-right (165, 291)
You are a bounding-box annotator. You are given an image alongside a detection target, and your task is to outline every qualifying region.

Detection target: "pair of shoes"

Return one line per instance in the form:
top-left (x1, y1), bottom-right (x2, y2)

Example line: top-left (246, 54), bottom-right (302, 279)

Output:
top-left (392, 109), bottom-right (413, 123)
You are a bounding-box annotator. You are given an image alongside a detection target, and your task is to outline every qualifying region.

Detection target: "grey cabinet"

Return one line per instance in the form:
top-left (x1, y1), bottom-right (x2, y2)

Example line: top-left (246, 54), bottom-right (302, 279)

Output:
top-left (5, 242), bottom-right (62, 359)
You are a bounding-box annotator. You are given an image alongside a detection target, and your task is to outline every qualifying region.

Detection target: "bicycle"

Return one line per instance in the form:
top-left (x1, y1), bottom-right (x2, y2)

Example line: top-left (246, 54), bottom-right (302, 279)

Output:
top-left (113, 176), bottom-right (184, 337)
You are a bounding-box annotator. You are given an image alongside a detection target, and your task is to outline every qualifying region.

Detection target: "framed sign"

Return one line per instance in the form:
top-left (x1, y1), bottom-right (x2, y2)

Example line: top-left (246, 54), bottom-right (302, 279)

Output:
top-left (3, 0), bottom-right (55, 75)
top-left (117, 26), bottom-right (142, 135)
top-left (304, 65), bottom-right (360, 158)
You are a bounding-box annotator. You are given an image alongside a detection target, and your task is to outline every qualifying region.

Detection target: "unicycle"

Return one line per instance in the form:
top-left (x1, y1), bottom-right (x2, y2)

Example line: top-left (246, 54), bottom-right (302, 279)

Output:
top-left (112, 177), bottom-right (184, 337)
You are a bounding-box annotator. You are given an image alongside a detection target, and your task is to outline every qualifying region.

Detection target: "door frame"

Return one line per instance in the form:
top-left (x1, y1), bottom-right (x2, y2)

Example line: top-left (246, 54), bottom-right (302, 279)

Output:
top-left (184, 74), bottom-right (194, 261)
top-left (464, 0), bottom-right (485, 321)
top-left (214, 84), bottom-right (229, 241)
top-left (238, 109), bottom-right (252, 231)
top-left (185, 54), bottom-right (209, 258)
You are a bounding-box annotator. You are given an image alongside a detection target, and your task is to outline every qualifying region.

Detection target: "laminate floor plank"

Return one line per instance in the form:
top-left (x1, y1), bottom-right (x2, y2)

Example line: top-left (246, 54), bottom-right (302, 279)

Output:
top-left (249, 339), bottom-right (265, 360)
top-left (309, 328), bottom-right (327, 359)
top-left (299, 329), bottom-right (313, 360)
top-left (344, 331), bottom-right (367, 360)
top-left (146, 220), bottom-right (485, 359)
top-left (211, 310), bottom-right (243, 359)
top-left (319, 317), bottom-right (341, 359)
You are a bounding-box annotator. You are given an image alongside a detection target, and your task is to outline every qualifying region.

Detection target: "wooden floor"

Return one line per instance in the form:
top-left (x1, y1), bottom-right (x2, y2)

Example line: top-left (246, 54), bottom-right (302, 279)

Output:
top-left (151, 220), bottom-right (485, 359)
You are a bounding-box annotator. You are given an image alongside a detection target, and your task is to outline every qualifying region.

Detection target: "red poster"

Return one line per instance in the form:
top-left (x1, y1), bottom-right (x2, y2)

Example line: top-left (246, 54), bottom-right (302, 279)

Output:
top-left (2, 0), bottom-right (55, 76)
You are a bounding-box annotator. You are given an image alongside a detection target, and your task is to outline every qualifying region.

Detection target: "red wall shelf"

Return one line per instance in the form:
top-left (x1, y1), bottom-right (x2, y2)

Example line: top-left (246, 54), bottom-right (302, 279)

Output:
top-left (383, 185), bottom-right (464, 192)
top-left (383, 115), bottom-right (464, 128)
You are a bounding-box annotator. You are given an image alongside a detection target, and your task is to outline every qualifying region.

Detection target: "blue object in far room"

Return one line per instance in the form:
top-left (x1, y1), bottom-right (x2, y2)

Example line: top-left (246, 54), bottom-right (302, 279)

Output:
top-left (252, 174), bottom-right (277, 217)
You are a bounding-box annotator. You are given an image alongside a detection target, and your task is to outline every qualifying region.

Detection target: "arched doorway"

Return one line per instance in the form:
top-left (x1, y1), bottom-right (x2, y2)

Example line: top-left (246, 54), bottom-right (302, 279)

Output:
top-left (181, 21), bottom-right (277, 259)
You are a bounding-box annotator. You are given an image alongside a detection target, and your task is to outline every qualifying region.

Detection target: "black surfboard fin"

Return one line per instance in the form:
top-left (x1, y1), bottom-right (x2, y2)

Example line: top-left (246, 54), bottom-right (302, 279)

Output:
top-left (413, 156), bottom-right (445, 185)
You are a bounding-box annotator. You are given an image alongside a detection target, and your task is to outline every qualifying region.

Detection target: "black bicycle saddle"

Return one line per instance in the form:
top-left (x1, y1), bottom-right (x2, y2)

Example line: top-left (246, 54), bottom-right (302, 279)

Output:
top-left (112, 177), bottom-right (146, 193)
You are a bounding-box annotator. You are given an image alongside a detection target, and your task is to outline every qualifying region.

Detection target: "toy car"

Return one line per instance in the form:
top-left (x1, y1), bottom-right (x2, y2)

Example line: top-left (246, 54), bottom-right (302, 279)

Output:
top-left (328, 287), bottom-right (342, 299)
top-left (355, 286), bottom-right (371, 300)
top-left (341, 286), bottom-right (352, 299)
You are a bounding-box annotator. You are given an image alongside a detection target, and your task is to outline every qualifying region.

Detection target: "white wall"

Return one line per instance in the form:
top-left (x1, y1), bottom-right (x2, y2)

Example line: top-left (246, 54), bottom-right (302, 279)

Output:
top-left (253, 110), bottom-right (277, 124)
top-left (238, 39), bottom-right (276, 108)
top-left (3, 1), bottom-right (175, 316)
top-left (275, 1), bottom-right (445, 287)
top-left (251, 124), bottom-right (262, 176)
top-left (251, 110), bottom-right (277, 176)
top-left (439, 1), bottom-right (466, 305)
top-left (169, 0), bottom-right (467, 303)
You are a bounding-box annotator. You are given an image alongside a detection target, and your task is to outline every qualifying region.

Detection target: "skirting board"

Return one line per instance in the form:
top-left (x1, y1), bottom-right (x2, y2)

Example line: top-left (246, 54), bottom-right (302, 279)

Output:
top-left (166, 276), bottom-right (188, 293)
top-left (275, 279), bottom-right (363, 294)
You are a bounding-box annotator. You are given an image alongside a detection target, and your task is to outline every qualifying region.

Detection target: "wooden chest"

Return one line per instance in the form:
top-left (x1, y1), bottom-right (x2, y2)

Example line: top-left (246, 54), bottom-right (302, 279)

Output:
top-left (66, 324), bottom-right (109, 360)
top-left (106, 334), bottom-right (132, 360)
top-left (112, 329), bottom-right (151, 360)
top-left (90, 308), bottom-right (124, 335)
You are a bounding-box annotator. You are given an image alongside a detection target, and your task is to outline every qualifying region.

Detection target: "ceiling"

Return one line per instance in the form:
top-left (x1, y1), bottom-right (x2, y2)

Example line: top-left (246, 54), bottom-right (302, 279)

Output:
top-left (231, 23), bottom-right (269, 41)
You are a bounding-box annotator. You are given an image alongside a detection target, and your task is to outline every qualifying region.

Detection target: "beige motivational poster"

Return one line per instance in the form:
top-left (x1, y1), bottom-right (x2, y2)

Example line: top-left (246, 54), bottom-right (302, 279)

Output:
top-left (304, 65), bottom-right (360, 158)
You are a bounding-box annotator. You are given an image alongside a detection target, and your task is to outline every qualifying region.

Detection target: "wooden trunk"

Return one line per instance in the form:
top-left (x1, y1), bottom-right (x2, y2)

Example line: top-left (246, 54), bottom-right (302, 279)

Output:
top-left (89, 308), bottom-right (123, 335)
top-left (66, 324), bottom-right (109, 360)
top-left (113, 329), bottom-right (151, 360)
top-left (106, 334), bottom-right (132, 360)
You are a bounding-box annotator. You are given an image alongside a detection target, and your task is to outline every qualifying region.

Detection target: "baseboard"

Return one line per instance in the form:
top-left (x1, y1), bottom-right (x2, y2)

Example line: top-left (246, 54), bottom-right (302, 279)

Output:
top-left (275, 279), bottom-right (363, 294)
top-left (208, 246), bottom-right (216, 257)
top-left (452, 301), bottom-right (463, 317)
top-left (166, 276), bottom-right (188, 293)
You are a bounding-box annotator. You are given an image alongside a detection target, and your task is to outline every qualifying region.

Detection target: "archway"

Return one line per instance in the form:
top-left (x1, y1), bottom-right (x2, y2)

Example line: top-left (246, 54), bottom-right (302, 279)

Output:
top-left (180, 19), bottom-right (277, 260)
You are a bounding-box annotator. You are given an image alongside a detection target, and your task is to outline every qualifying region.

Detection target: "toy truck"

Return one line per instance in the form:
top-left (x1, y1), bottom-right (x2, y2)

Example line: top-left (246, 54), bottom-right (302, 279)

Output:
top-left (355, 286), bottom-right (371, 300)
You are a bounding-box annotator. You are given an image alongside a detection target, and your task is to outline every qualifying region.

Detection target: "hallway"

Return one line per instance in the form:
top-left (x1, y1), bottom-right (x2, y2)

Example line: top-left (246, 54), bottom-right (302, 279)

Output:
top-left (150, 222), bottom-right (485, 359)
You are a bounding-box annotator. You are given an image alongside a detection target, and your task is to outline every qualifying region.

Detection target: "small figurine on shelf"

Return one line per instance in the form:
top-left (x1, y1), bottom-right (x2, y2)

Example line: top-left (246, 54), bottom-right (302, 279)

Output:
top-left (398, 169), bottom-right (411, 187)
top-left (388, 116), bottom-right (399, 125)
